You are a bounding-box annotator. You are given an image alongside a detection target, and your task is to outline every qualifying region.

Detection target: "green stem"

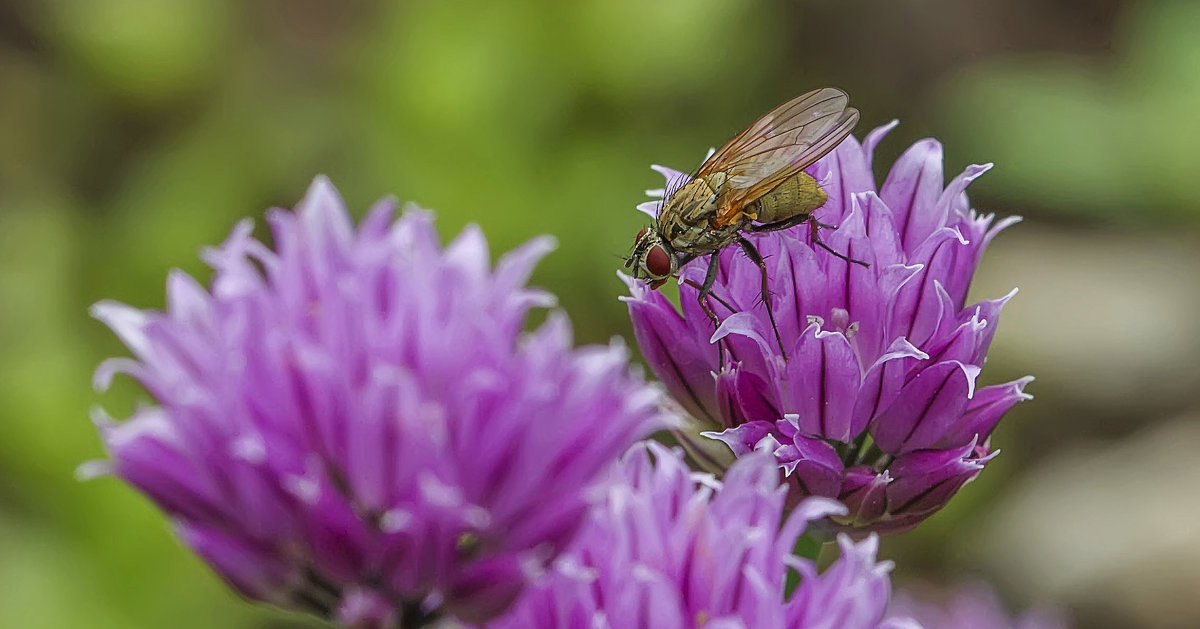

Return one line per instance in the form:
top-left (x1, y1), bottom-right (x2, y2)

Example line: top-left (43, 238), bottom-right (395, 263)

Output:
top-left (791, 533), bottom-right (824, 562)
top-left (785, 534), bottom-right (826, 597)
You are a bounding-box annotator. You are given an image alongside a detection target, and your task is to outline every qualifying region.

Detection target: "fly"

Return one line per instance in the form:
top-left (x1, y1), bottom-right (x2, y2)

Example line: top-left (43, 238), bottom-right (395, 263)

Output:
top-left (625, 87), bottom-right (865, 359)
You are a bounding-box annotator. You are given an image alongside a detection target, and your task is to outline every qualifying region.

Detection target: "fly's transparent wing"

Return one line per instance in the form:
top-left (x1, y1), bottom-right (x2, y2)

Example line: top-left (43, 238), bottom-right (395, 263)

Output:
top-left (695, 88), bottom-right (858, 226)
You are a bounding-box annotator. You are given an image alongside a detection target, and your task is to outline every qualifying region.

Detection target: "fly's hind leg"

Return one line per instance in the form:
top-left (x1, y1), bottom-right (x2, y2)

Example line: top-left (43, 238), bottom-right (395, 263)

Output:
top-left (807, 219), bottom-right (869, 268)
top-left (748, 212), bottom-right (809, 233)
top-left (749, 214), bottom-right (869, 268)
top-left (736, 236), bottom-right (788, 360)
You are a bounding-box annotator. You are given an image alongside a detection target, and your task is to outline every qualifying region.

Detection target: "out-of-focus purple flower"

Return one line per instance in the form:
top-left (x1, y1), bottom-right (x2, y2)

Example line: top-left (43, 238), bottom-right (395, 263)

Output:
top-left (86, 177), bottom-right (664, 627)
top-left (485, 442), bottom-right (918, 629)
top-left (892, 582), bottom-right (1070, 629)
top-left (623, 122), bottom-right (1031, 534)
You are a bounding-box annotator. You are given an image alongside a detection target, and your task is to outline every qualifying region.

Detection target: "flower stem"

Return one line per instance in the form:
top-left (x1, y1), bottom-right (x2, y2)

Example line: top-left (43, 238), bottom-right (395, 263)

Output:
top-left (785, 534), bottom-right (826, 597)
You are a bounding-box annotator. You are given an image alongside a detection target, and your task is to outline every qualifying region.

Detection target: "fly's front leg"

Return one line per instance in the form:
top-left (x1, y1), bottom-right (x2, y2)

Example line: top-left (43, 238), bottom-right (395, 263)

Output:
top-left (669, 252), bottom-right (736, 314)
top-left (692, 253), bottom-right (731, 366)
top-left (681, 279), bottom-right (736, 314)
top-left (736, 236), bottom-right (788, 360)
top-left (695, 253), bottom-right (722, 331)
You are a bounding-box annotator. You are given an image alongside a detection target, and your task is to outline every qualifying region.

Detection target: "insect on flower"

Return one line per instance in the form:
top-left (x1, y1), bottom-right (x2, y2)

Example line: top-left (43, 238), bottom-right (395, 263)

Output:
top-left (625, 87), bottom-right (864, 358)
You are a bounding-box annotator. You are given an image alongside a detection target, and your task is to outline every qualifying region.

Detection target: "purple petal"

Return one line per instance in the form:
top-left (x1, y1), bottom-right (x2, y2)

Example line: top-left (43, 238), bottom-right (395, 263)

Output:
top-left (871, 360), bottom-right (980, 455)
top-left (819, 233), bottom-right (881, 335)
top-left (781, 324), bottom-right (863, 442)
top-left (625, 291), bottom-right (721, 425)
top-left (888, 227), bottom-right (969, 347)
top-left (917, 284), bottom-right (986, 368)
top-left (791, 496), bottom-right (850, 528)
top-left (863, 120), bottom-right (900, 172)
top-left (297, 175), bottom-right (355, 253)
top-left (839, 467), bottom-right (892, 526)
top-left (445, 554), bottom-right (529, 623)
top-left (934, 164), bottom-right (992, 233)
top-left (788, 534), bottom-right (894, 629)
top-left (91, 301), bottom-right (153, 361)
top-left (776, 429), bottom-right (844, 498)
top-left (494, 235), bottom-right (558, 298)
top-left (635, 200), bottom-right (662, 219)
top-left (714, 363), bottom-right (782, 426)
top-left (937, 376), bottom-right (1033, 448)
top-left (712, 311), bottom-right (776, 357)
top-left (334, 589), bottom-right (398, 629)
top-left (849, 337), bottom-right (929, 438)
top-left (879, 139), bottom-right (944, 254)
top-left (886, 438), bottom-right (996, 520)
top-left (358, 196), bottom-right (399, 239)
top-left (176, 522), bottom-right (294, 603)
top-left (817, 134), bottom-right (875, 224)
top-left (960, 287), bottom-right (1018, 364)
top-left (855, 192), bottom-right (905, 269)
top-left (703, 420), bottom-right (777, 457)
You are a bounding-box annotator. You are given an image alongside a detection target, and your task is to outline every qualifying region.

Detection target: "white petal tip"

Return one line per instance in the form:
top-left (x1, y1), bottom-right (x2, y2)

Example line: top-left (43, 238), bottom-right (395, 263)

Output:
top-left (75, 460), bottom-right (113, 481)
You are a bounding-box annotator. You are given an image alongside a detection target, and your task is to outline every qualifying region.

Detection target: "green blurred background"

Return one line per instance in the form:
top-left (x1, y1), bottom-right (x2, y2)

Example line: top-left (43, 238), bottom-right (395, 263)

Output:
top-left (2, 1), bottom-right (1199, 627)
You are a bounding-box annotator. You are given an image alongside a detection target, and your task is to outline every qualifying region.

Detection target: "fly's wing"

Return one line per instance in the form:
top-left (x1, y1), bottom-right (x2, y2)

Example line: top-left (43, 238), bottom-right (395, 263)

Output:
top-left (696, 88), bottom-right (859, 226)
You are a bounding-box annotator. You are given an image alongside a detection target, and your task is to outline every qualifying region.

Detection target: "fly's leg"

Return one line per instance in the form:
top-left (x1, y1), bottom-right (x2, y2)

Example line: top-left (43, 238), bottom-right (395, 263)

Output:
top-left (670, 252), bottom-right (736, 314)
top-left (808, 219), bottom-right (869, 268)
top-left (748, 214), bottom-right (869, 268)
top-left (668, 253), bottom-right (734, 365)
top-left (694, 254), bottom-right (730, 366)
top-left (736, 236), bottom-right (788, 360)
top-left (681, 279), bottom-right (736, 314)
top-left (695, 253), bottom-right (722, 331)
top-left (747, 212), bottom-right (809, 233)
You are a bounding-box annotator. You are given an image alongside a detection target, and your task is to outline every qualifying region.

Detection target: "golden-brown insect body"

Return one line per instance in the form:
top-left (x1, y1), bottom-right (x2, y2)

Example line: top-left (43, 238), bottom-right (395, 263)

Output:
top-left (657, 170), bottom-right (828, 258)
top-left (748, 171), bottom-right (828, 224)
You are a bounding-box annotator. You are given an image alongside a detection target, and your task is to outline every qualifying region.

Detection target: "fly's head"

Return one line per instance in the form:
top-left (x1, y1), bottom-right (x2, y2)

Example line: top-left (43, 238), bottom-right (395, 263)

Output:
top-left (625, 226), bottom-right (676, 289)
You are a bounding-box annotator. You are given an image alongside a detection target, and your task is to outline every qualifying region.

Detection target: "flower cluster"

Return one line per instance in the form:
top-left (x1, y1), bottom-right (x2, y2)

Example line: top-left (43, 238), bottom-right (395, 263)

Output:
top-left (87, 178), bottom-right (663, 626)
top-left (86, 135), bottom-right (1050, 629)
top-left (624, 122), bottom-right (1031, 533)
top-left (486, 442), bottom-right (917, 629)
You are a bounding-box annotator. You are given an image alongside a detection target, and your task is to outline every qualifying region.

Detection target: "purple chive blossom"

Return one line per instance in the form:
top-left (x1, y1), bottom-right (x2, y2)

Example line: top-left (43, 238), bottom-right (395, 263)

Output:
top-left (623, 122), bottom-right (1031, 534)
top-left (85, 177), bottom-right (664, 627)
top-left (891, 582), bottom-right (1070, 629)
top-left (485, 442), bottom-right (919, 629)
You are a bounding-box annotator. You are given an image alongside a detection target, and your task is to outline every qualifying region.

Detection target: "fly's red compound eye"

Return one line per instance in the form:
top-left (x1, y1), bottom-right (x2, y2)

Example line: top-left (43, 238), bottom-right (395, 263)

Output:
top-left (645, 245), bottom-right (672, 278)
top-left (635, 227), bottom-right (650, 242)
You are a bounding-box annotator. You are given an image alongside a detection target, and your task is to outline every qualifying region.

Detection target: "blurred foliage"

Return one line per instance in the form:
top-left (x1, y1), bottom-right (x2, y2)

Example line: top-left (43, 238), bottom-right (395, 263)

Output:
top-left (938, 0), bottom-right (1200, 221)
top-left (0, 0), bottom-right (1197, 628)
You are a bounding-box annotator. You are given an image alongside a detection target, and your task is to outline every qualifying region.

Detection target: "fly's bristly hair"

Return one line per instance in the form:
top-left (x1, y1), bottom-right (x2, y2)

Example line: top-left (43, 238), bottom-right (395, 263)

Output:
top-left (623, 223), bottom-right (655, 278)
top-left (663, 174), bottom-right (683, 206)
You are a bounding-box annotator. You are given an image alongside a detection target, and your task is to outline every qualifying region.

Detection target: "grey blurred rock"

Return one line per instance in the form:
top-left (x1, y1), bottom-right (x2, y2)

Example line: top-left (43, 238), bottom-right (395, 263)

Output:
top-left (969, 415), bottom-right (1200, 628)
top-left (970, 223), bottom-right (1200, 414)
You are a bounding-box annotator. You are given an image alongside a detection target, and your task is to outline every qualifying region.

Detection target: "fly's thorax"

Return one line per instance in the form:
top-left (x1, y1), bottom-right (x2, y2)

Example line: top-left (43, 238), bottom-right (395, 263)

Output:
top-left (750, 171), bottom-right (827, 224)
top-left (660, 216), bottom-right (742, 256)
top-left (659, 173), bottom-right (737, 253)
top-left (663, 178), bottom-right (720, 226)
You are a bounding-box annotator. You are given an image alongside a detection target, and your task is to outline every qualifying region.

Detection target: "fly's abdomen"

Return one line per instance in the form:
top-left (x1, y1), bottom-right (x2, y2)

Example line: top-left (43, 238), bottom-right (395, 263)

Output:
top-left (751, 172), bottom-right (827, 224)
